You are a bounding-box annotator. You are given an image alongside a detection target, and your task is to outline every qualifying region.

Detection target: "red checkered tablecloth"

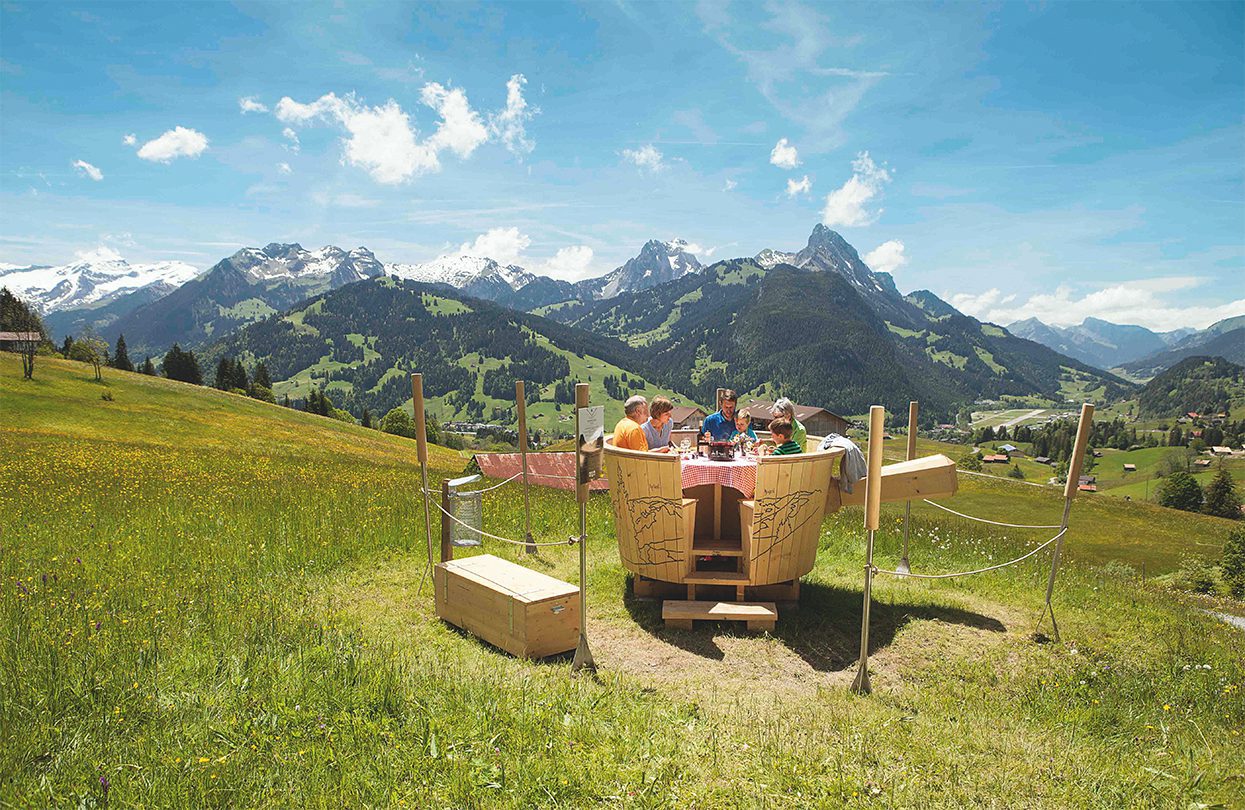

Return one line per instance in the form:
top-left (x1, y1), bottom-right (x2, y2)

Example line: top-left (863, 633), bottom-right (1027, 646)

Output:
top-left (680, 455), bottom-right (758, 498)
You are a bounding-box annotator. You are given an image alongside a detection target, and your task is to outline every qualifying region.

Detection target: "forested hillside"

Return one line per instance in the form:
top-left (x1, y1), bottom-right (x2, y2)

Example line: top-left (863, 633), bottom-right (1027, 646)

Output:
top-left (207, 277), bottom-right (691, 429)
top-left (1138, 356), bottom-right (1245, 417)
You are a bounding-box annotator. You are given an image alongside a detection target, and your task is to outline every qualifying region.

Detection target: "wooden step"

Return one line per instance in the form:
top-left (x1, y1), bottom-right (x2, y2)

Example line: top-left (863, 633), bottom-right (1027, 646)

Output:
top-left (662, 600), bottom-right (778, 632)
top-left (683, 570), bottom-right (750, 585)
top-left (692, 539), bottom-right (744, 557)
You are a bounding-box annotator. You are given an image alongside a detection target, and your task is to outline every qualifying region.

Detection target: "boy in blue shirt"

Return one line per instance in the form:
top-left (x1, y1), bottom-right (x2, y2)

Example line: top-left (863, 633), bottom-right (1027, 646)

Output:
top-left (732, 409), bottom-right (757, 443)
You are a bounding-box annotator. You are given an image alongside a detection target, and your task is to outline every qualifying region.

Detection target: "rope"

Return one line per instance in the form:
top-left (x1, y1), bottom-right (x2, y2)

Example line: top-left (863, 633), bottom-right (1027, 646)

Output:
top-left (451, 472), bottom-right (521, 496)
top-left (920, 499), bottom-right (1062, 529)
top-left (873, 527), bottom-right (1066, 580)
top-left (428, 498), bottom-right (576, 548)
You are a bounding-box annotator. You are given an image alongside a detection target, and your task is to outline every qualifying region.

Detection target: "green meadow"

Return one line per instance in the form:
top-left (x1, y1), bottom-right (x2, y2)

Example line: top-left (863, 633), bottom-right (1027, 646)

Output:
top-left (2, 354), bottom-right (1243, 807)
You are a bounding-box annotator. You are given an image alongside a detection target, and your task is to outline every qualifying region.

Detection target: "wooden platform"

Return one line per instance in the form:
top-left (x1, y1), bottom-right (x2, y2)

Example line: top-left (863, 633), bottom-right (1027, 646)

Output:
top-left (662, 600), bottom-right (778, 632)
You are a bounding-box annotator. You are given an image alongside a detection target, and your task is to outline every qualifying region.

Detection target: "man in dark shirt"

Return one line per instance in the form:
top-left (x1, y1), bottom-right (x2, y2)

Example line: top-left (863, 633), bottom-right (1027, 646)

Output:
top-left (701, 389), bottom-right (738, 442)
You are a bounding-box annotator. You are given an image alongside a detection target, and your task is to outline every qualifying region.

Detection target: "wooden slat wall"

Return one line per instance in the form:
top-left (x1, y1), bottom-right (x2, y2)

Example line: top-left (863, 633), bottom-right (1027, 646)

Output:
top-left (744, 452), bottom-right (834, 585)
top-left (604, 446), bottom-right (692, 584)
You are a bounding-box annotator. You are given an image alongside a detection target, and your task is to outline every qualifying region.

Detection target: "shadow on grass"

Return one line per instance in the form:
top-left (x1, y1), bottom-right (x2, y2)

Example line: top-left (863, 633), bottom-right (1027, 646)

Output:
top-left (624, 580), bottom-right (1006, 672)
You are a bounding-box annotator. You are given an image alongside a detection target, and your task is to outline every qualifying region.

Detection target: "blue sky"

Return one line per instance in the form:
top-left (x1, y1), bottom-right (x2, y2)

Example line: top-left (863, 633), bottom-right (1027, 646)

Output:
top-left (1, 0), bottom-right (1242, 330)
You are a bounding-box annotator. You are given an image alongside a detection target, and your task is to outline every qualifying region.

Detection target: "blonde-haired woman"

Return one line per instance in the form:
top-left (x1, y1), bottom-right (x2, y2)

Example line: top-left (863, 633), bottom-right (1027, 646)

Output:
top-left (771, 397), bottom-right (807, 449)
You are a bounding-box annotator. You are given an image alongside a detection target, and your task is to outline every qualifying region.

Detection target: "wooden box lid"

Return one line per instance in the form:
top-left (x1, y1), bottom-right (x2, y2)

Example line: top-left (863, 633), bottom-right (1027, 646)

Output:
top-left (440, 554), bottom-right (579, 605)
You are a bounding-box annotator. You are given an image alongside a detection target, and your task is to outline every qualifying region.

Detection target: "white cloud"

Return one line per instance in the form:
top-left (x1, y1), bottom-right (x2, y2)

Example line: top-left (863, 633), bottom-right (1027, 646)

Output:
top-left (769, 137), bottom-right (800, 169)
top-left (948, 277), bottom-right (1245, 332)
top-left (458, 227), bottom-right (531, 266)
top-left (488, 73), bottom-right (536, 156)
top-left (238, 96), bottom-right (268, 114)
top-left (74, 245), bottom-right (124, 263)
top-left (277, 161), bottom-right (292, 175)
top-left (622, 143), bottom-right (665, 172)
top-left (722, 178), bottom-right (738, 192)
top-left (821, 151), bottom-right (891, 227)
top-left (785, 175), bottom-right (811, 197)
top-left (281, 127), bottom-right (300, 153)
top-left (122, 133), bottom-right (136, 146)
top-left (311, 191), bottom-right (379, 208)
top-left (136, 126), bottom-right (209, 163)
top-left (72, 159), bottom-right (103, 181)
top-left (537, 245), bottom-right (596, 281)
top-left (863, 240), bottom-right (906, 276)
top-left (420, 82), bottom-right (489, 158)
top-left (275, 76), bottom-right (533, 185)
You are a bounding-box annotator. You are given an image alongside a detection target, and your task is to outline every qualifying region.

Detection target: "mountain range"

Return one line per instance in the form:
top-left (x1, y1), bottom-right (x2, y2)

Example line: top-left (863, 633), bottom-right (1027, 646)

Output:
top-left (1012, 315), bottom-right (1245, 378)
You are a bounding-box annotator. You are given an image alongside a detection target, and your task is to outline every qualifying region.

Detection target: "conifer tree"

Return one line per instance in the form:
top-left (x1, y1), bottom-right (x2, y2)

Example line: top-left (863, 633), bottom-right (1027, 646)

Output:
top-left (162, 344), bottom-right (203, 385)
top-left (140, 356), bottom-right (156, 375)
top-left (214, 357), bottom-right (233, 390)
top-left (252, 362), bottom-right (272, 390)
top-left (1202, 467), bottom-right (1243, 520)
top-left (112, 334), bottom-right (133, 372)
top-left (1221, 528), bottom-right (1245, 599)
top-left (361, 407), bottom-right (372, 428)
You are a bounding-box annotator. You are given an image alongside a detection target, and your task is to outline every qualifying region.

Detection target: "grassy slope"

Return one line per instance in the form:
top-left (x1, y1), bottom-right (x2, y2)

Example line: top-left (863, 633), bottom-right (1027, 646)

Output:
top-left (2, 354), bottom-right (1243, 807)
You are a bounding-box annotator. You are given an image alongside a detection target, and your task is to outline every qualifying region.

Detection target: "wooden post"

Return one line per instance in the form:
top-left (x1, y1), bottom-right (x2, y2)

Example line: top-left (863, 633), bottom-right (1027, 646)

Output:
top-left (715, 387), bottom-right (725, 414)
top-left (572, 383), bottom-right (596, 672)
top-left (1038, 402), bottom-right (1094, 642)
top-left (516, 380), bottom-right (535, 554)
top-left (440, 479), bottom-right (453, 563)
top-left (897, 401), bottom-right (919, 575)
top-left (411, 373), bottom-right (434, 593)
top-left (852, 405), bottom-right (886, 695)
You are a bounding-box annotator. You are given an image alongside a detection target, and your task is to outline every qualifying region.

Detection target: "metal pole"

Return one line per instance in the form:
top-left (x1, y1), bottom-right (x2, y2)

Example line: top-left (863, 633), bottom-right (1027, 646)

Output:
top-left (411, 374), bottom-right (434, 595)
top-left (1036, 402), bottom-right (1094, 642)
top-left (897, 400), bottom-right (918, 576)
top-left (441, 479), bottom-right (453, 563)
top-left (852, 405), bottom-right (886, 695)
top-left (571, 382), bottom-right (596, 673)
top-left (516, 380), bottom-right (535, 555)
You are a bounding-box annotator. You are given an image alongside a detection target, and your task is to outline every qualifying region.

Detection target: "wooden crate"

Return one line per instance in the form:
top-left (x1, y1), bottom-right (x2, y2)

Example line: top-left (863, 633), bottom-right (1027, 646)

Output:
top-left (434, 554), bottom-right (580, 659)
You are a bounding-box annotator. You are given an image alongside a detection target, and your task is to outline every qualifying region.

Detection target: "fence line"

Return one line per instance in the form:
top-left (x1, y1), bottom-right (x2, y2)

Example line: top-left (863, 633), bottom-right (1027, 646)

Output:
top-left (920, 498), bottom-right (1062, 529)
top-left (872, 527), bottom-right (1066, 580)
top-left (427, 497), bottom-right (576, 548)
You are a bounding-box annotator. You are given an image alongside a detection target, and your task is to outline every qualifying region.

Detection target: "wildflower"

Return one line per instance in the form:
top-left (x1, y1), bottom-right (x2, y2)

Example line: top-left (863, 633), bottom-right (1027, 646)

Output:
top-left (1163, 704), bottom-right (1171, 711)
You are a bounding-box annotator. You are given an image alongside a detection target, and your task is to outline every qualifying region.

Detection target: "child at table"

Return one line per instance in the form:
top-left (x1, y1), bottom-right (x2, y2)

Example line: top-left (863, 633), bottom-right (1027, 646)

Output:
top-left (768, 419), bottom-right (803, 455)
top-left (731, 409), bottom-right (757, 444)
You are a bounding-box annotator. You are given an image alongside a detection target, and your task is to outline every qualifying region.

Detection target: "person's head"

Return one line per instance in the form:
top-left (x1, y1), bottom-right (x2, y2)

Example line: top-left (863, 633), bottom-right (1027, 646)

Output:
top-left (624, 394), bottom-right (648, 422)
top-left (720, 389), bottom-right (737, 418)
top-left (649, 396), bottom-right (674, 426)
top-left (735, 409), bottom-right (751, 430)
top-left (772, 397), bottom-right (795, 421)
top-left (770, 418), bottom-right (793, 442)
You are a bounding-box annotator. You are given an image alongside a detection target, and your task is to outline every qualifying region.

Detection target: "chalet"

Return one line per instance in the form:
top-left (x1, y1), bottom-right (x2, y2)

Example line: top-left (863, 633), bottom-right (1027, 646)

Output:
top-left (0, 331), bottom-right (40, 351)
top-left (742, 399), bottom-right (850, 437)
top-left (669, 405), bottom-right (708, 431)
top-left (1192, 429), bottom-right (1204, 439)
top-left (1078, 474), bottom-right (1096, 485)
top-left (1194, 458), bottom-right (1213, 467)
top-left (1187, 412), bottom-right (1200, 419)
top-left (1077, 484), bottom-right (1098, 493)
top-left (1033, 456), bottom-right (1052, 465)
top-left (982, 454), bottom-right (1010, 464)
top-left (1212, 446), bottom-right (1233, 456)
top-left (1123, 463), bottom-right (1137, 472)
top-left (1091, 450), bottom-right (1103, 458)
top-left (998, 443), bottom-right (1019, 454)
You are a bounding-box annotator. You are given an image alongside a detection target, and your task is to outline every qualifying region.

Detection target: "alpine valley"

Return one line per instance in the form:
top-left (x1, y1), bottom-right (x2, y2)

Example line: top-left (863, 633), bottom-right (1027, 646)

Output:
top-left (11, 225), bottom-right (1143, 423)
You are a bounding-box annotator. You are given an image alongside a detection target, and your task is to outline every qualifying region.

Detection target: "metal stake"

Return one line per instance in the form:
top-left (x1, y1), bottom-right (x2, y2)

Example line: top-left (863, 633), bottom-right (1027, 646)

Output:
top-left (851, 532), bottom-right (875, 695)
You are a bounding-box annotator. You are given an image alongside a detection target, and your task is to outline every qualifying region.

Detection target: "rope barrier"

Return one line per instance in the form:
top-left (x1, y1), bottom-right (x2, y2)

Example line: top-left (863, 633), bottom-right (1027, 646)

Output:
top-left (450, 472), bottom-right (522, 496)
top-left (872, 527), bottom-right (1066, 580)
top-left (428, 498), bottom-right (577, 548)
top-left (920, 499), bottom-right (1062, 530)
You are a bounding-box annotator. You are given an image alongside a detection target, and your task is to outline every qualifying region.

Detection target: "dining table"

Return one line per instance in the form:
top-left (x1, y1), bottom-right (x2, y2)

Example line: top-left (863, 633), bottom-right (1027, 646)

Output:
top-left (679, 452), bottom-right (759, 543)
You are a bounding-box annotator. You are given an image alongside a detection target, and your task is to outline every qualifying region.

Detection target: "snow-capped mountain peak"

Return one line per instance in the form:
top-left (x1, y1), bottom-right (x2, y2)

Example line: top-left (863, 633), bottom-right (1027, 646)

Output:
top-left (387, 254), bottom-right (536, 294)
top-left (227, 243), bottom-right (383, 284)
top-left (0, 253), bottom-right (201, 314)
top-left (754, 248), bottom-right (797, 269)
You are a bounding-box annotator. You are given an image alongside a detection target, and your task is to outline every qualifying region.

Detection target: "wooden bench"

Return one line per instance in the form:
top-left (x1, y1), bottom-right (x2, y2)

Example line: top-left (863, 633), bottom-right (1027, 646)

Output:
top-left (662, 600), bottom-right (778, 632)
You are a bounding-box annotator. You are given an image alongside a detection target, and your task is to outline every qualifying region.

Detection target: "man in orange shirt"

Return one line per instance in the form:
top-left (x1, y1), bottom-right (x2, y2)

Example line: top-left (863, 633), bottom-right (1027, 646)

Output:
top-left (612, 395), bottom-right (650, 451)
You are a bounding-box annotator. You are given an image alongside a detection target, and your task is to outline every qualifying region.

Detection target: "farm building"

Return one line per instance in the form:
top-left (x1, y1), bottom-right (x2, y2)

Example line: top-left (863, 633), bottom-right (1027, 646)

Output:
top-left (1212, 446), bottom-right (1233, 456)
top-left (0, 331), bottom-right (40, 351)
top-left (1123, 463), bottom-right (1137, 472)
top-left (1034, 456), bottom-right (1052, 465)
top-left (1194, 458), bottom-right (1213, 468)
top-left (1078, 475), bottom-right (1096, 485)
top-left (999, 443), bottom-right (1019, 453)
top-left (668, 405), bottom-right (708, 430)
top-left (1078, 484), bottom-right (1098, 493)
top-left (742, 399), bottom-right (850, 437)
top-left (982, 454), bottom-right (1009, 463)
